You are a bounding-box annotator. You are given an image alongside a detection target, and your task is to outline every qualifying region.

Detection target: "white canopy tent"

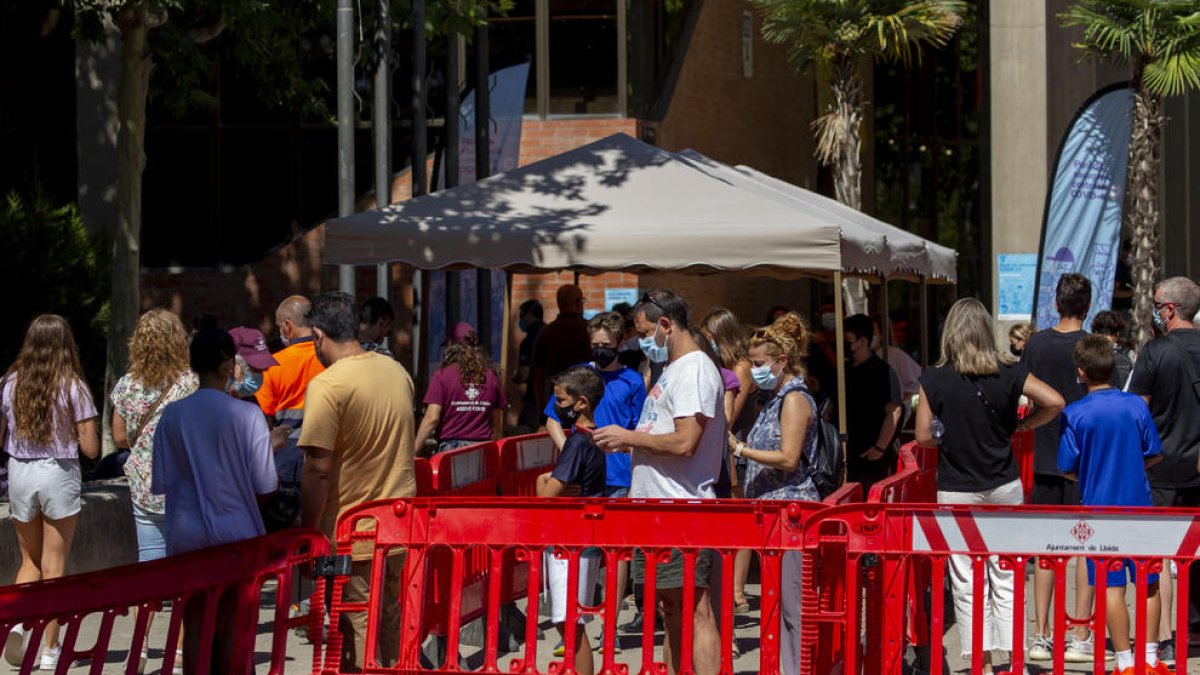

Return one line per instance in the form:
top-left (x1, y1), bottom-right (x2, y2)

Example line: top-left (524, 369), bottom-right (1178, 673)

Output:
top-left (323, 132), bottom-right (958, 438)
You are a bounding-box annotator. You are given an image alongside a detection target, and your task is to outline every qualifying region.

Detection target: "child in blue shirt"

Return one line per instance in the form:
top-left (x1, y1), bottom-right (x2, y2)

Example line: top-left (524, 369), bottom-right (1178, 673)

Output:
top-left (537, 366), bottom-right (607, 675)
top-left (1058, 335), bottom-right (1165, 675)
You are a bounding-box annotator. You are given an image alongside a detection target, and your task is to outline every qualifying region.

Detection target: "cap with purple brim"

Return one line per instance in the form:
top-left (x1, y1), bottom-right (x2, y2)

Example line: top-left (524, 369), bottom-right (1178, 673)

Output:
top-left (229, 326), bottom-right (279, 370)
top-left (449, 322), bottom-right (478, 345)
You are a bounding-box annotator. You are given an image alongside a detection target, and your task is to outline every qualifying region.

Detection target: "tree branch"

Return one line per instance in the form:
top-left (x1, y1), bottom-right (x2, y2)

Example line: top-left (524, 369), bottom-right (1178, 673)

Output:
top-left (189, 18), bottom-right (226, 44)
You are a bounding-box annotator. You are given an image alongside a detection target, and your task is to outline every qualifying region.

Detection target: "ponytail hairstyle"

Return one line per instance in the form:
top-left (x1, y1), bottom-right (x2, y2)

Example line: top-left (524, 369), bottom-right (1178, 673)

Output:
top-left (5, 315), bottom-right (88, 445)
top-left (749, 312), bottom-right (811, 376)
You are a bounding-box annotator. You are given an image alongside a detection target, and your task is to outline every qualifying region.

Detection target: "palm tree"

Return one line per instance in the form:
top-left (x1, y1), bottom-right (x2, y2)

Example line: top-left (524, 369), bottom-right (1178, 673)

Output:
top-left (1061, 0), bottom-right (1200, 345)
top-left (751, 0), bottom-right (967, 313)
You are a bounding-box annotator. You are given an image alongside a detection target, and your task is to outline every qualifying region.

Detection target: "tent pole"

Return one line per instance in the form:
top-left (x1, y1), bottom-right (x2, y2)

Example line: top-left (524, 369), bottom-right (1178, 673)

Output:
top-left (500, 271), bottom-right (514, 434)
top-left (880, 275), bottom-right (890, 364)
top-left (920, 278), bottom-right (930, 368)
top-left (834, 271), bottom-right (848, 481)
top-left (373, 0), bottom-right (392, 310)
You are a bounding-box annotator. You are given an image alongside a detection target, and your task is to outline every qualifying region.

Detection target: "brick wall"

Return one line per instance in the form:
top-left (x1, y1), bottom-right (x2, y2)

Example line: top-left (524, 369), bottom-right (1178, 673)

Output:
top-left (141, 117), bottom-right (637, 370)
top-left (646, 0), bottom-right (819, 189)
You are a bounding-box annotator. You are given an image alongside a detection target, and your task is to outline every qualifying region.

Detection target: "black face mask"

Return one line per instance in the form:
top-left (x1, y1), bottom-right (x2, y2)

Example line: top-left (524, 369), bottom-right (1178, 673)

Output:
top-left (554, 403), bottom-right (578, 424)
top-left (591, 347), bottom-right (618, 369)
top-left (1010, 344), bottom-right (1023, 357)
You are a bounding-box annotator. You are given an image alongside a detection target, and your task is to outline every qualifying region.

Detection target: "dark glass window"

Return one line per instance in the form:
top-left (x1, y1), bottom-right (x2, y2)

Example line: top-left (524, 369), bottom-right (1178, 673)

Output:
top-left (488, 0), bottom-right (538, 114)
top-left (549, 0), bottom-right (619, 115)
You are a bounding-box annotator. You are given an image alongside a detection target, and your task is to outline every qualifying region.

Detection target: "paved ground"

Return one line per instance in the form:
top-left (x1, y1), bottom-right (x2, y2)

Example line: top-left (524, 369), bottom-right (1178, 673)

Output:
top-left (2, 564), bottom-right (1161, 674)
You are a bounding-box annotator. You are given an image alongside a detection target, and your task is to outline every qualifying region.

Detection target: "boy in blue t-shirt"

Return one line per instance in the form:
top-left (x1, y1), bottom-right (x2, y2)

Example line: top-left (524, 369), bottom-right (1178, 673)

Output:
top-left (537, 366), bottom-right (606, 675)
top-left (1058, 335), bottom-right (1165, 675)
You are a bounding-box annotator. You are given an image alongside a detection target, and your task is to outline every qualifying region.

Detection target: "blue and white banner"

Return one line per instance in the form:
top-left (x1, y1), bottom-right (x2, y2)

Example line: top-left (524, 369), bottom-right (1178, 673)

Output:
top-left (1033, 84), bottom-right (1133, 330)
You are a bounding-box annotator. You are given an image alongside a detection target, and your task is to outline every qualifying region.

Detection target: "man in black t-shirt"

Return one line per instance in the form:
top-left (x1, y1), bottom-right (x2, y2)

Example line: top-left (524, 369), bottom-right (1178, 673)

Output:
top-left (843, 314), bottom-right (902, 492)
top-left (1128, 276), bottom-right (1200, 655)
top-left (515, 299), bottom-right (546, 430)
top-left (1021, 273), bottom-right (1092, 660)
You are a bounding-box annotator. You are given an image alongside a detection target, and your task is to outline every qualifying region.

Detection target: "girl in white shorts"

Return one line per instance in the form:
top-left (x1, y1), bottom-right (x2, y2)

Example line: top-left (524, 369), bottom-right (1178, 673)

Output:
top-left (0, 315), bottom-right (100, 670)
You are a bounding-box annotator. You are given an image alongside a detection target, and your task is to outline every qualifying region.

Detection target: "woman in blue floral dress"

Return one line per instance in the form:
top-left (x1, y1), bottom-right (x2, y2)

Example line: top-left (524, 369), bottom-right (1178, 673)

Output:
top-left (726, 311), bottom-right (818, 675)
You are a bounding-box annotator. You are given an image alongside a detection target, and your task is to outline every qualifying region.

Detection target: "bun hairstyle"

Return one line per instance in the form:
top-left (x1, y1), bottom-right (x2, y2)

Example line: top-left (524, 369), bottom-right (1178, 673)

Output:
top-left (750, 311), bottom-right (811, 375)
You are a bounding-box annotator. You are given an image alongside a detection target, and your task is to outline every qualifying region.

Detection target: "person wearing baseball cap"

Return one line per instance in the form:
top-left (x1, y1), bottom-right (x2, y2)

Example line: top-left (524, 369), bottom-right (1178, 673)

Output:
top-left (227, 327), bottom-right (279, 399)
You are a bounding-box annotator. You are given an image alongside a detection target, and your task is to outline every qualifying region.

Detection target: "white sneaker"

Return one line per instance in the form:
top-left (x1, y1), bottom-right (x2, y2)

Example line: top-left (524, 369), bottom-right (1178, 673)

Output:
top-left (37, 644), bottom-right (60, 671)
top-left (1029, 633), bottom-right (1053, 661)
top-left (3, 626), bottom-right (25, 666)
top-left (1064, 632), bottom-right (1115, 662)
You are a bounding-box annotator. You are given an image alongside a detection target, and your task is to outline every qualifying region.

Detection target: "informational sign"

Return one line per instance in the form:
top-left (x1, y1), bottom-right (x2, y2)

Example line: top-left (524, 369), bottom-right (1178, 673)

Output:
top-left (604, 288), bottom-right (639, 311)
top-left (1033, 85), bottom-right (1133, 330)
top-left (996, 254), bottom-right (1037, 320)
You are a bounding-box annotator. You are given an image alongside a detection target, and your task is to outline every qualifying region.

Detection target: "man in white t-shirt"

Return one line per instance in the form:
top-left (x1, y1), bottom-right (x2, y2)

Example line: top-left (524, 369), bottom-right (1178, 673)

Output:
top-left (594, 289), bottom-right (724, 675)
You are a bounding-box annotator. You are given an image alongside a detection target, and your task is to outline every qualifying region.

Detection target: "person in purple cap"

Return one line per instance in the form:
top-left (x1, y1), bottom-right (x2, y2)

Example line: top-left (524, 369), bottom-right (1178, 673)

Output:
top-left (414, 322), bottom-right (507, 455)
top-left (227, 326), bottom-right (280, 400)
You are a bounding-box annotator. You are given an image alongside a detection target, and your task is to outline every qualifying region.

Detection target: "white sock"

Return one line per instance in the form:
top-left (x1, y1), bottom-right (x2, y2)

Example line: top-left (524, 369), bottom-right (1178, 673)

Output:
top-left (1117, 649), bottom-right (1133, 670)
top-left (1146, 641), bottom-right (1159, 667)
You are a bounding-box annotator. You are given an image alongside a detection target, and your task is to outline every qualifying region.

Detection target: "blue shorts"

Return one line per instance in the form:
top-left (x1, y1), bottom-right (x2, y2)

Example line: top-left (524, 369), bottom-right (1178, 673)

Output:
top-left (132, 503), bottom-right (167, 563)
top-left (604, 485), bottom-right (629, 498)
top-left (1086, 558), bottom-right (1160, 589)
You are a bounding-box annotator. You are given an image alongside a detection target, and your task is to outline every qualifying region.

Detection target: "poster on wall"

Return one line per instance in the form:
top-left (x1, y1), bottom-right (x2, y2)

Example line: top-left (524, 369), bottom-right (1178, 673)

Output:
top-left (605, 288), bottom-right (639, 311)
top-left (997, 254), bottom-right (1037, 320)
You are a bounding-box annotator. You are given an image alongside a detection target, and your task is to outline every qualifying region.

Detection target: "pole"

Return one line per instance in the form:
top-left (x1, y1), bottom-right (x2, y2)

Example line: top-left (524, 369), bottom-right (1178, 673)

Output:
top-left (374, 0), bottom-right (392, 311)
top-left (474, 16), bottom-right (493, 356)
top-left (500, 271), bottom-right (514, 430)
top-left (920, 278), bottom-right (930, 368)
top-left (833, 272), bottom-right (848, 480)
top-left (411, 0), bottom-right (428, 197)
top-left (445, 33), bottom-right (461, 189)
top-left (880, 276), bottom-right (890, 363)
top-left (336, 0), bottom-right (356, 295)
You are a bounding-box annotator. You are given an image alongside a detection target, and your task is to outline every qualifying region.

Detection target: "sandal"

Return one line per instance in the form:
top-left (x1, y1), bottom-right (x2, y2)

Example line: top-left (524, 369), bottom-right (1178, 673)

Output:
top-left (733, 599), bottom-right (751, 614)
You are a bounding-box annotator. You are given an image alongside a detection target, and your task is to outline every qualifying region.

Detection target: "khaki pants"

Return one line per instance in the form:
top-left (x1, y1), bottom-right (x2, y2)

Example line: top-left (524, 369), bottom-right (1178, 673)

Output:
top-left (339, 555), bottom-right (404, 672)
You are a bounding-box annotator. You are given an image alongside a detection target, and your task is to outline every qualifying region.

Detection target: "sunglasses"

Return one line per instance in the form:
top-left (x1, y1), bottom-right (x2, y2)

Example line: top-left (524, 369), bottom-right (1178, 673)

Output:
top-left (639, 292), bottom-right (666, 314)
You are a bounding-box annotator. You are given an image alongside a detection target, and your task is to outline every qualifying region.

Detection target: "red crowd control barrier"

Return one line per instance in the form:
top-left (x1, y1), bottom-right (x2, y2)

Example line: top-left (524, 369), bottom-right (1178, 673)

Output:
top-left (429, 440), bottom-right (500, 496)
top-left (324, 497), bottom-right (841, 675)
top-left (496, 433), bottom-right (560, 497)
top-left (414, 456), bottom-right (433, 495)
top-left (0, 530), bottom-right (328, 675)
top-left (803, 502), bottom-right (1200, 675)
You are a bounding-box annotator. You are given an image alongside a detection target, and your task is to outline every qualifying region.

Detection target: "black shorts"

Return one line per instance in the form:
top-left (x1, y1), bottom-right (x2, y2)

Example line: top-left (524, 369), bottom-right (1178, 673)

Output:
top-left (1151, 484), bottom-right (1200, 507)
top-left (1030, 473), bottom-right (1080, 506)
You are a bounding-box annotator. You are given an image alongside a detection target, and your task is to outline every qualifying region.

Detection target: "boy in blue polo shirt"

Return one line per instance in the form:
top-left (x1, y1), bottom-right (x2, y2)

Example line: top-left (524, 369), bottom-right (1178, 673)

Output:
top-left (1058, 335), bottom-right (1166, 675)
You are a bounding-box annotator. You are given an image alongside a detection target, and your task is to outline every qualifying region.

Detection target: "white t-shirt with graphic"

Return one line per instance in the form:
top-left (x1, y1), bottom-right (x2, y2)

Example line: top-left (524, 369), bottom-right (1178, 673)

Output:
top-left (629, 350), bottom-right (727, 499)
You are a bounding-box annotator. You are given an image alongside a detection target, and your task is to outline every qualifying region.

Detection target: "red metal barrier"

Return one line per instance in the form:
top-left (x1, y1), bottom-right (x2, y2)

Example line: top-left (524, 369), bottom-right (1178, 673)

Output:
top-left (415, 456), bottom-right (433, 495)
top-left (429, 440), bottom-right (500, 496)
top-left (803, 502), bottom-right (1200, 675)
top-left (496, 433), bottom-right (560, 497)
top-left (324, 497), bottom-right (838, 674)
top-left (0, 530), bottom-right (328, 675)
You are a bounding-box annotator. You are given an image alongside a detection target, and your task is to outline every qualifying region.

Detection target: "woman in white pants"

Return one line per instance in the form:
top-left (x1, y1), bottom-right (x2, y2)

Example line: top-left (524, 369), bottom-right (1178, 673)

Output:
top-left (1, 315), bottom-right (100, 670)
top-left (915, 299), bottom-right (1064, 674)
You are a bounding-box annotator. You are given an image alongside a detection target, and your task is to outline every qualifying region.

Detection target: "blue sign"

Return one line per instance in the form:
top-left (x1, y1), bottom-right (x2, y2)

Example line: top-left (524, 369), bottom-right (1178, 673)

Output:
top-left (1034, 85), bottom-right (1133, 330)
top-left (997, 254), bottom-right (1037, 320)
top-left (605, 288), bottom-right (639, 311)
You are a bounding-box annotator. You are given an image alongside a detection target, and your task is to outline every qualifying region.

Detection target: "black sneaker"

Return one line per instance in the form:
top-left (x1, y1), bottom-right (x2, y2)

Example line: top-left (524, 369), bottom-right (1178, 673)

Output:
top-left (1159, 638), bottom-right (1176, 665)
top-left (619, 612), bottom-right (643, 633)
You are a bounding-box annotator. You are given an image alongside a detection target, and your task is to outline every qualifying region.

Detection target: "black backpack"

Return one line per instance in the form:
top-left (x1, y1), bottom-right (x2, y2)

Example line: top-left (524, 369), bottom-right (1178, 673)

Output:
top-left (806, 397), bottom-right (845, 498)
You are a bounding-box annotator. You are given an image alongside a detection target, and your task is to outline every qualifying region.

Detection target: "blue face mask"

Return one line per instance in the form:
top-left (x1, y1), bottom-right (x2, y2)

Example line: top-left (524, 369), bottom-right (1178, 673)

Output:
top-left (639, 324), bottom-right (669, 364)
top-left (227, 358), bottom-right (264, 398)
top-left (750, 361), bottom-right (780, 390)
top-left (519, 318), bottom-right (529, 332)
top-left (1153, 307), bottom-right (1167, 333)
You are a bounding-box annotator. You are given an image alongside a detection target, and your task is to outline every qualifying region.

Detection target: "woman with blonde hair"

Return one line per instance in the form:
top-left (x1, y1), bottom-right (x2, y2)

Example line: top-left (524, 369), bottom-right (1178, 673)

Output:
top-left (725, 311), bottom-right (820, 675)
top-left (112, 309), bottom-right (198, 561)
top-left (915, 298), bottom-right (1063, 673)
top-left (1008, 322), bottom-right (1033, 357)
top-left (1, 315), bottom-right (99, 669)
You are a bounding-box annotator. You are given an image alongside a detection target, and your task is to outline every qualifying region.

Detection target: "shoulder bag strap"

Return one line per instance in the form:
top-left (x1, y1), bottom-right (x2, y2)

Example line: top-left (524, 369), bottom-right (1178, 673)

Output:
top-left (1164, 332), bottom-right (1200, 405)
top-left (128, 382), bottom-right (173, 448)
top-left (961, 373), bottom-right (1005, 429)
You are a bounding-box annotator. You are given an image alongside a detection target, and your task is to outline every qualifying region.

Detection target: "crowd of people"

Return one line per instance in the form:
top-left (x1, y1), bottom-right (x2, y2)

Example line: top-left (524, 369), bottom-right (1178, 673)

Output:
top-left (4, 272), bottom-right (1200, 675)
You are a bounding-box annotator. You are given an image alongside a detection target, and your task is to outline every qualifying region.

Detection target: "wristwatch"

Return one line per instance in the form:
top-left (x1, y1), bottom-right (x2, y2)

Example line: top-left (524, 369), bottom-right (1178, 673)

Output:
top-left (733, 442), bottom-right (746, 458)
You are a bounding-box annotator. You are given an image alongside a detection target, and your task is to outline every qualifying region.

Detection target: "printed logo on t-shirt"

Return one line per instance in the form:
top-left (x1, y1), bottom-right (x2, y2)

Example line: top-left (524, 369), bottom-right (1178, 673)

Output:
top-left (465, 384), bottom-right (480, 401)
top-left (635, 376), bottom-right (667, 433)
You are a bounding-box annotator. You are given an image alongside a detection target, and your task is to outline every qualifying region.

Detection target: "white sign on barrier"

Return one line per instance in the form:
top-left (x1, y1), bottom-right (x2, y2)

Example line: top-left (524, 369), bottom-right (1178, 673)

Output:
top-left (450, 449), bottom-right (484, 489)
top-left (517, 437), bottom-right (556, 471)
top-left (911, 510), bottom-right (1200, 558)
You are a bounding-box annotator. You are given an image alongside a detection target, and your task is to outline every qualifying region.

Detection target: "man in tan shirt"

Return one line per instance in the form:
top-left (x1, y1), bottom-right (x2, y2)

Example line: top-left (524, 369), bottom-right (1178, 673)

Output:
top-left (298, 291), bottom-right (416, 671)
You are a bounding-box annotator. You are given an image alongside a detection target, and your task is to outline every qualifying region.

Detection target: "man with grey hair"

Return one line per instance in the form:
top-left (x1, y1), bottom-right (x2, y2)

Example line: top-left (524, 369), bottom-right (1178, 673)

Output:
top-left (1128, 275), bottom-right (1200, 658)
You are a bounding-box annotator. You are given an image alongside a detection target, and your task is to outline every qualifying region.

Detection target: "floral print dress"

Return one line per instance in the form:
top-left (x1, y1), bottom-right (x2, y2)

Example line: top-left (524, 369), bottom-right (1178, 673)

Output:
top-left (111, 370), bottom-right (198, 514)
top-left (743, 376), bottom-right (821, 502)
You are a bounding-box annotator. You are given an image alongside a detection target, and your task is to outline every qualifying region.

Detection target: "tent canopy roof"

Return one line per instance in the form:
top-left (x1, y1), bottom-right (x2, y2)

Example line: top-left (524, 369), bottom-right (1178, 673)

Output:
top-left (323, 133), bottom-right (956, 283)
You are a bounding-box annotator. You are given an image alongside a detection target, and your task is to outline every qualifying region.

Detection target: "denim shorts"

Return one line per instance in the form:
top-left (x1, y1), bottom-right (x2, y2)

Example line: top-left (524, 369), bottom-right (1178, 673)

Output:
top-left (132, 503), bottom-right (167, 562)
